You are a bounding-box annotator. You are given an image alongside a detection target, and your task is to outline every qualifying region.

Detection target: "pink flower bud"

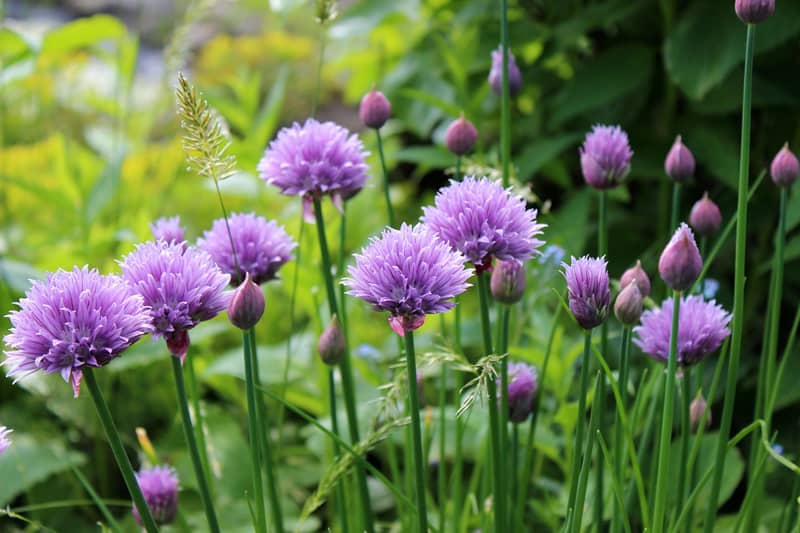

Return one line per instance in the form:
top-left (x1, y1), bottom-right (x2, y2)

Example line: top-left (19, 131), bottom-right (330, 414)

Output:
top-left (614, 280), bottom-right (644, 325)
top-left (490, 260), bottom-right (526, 304)
top-left (664, 135), bottom-right (695, 183)
top-left (318, 315), bottom-right (346, 366)
top-left (690, 392), bottom-right (711, 433)
top-left (620, 260), bottom-right (651, 298)
top-left (359, 89), bottom-right (391, 129)
top-left (770, 143), bottom-right (799, 188)
top-left (658, 223), bottom-right (702, 292)
top-left (689, 192), bottom-right (722, 237)
top-left (444, 115), bottom-right (478, 156)
top-left (227, 273), bottom-right (265, 330)
top-left (735, 0), bottom-right (774, 24)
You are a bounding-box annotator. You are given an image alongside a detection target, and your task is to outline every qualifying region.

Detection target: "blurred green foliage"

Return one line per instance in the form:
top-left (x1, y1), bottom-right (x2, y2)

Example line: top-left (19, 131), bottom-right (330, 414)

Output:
top-left (1, 0), bottom-right (800, 530)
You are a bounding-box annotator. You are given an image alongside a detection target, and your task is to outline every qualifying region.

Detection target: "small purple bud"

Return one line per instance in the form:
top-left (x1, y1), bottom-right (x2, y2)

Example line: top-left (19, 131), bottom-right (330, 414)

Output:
top-left (227, 273), bottom-right (265, 330)
top-left (614, 280), bottom-right (644, 326)
top-left (359, 88), bottom-right (391, 129)
top-left (562, 256), bottom-right (610, 330)
top-left (770, 143), bottom-right (799, 188)
top-left (499, 362), bottom-right (538, 423)
top-left (490, 260), bottom-right (526, 304)
top-left (318, 315), bottom-right (346, 366)
top-left (735, 0), bottom-right (774, 24)
top-left (445, 114), bottom-right (478, 156)
top-left (133, 465), bottom-right (179, 526)
top-left (620, 260), bottom-right (651, 298)
top-left (658, 223), bottom-right (702, 292)
top-left (579, 125), bottom-right (633, 190)
top-left (690, 392), bottom-right (711, 433)
top-left (664, 135), bottom-right (695, 183)
top-left (689, 192), bottom-right (722, 237)
top-left (488, 46), bottom-right (523, 97)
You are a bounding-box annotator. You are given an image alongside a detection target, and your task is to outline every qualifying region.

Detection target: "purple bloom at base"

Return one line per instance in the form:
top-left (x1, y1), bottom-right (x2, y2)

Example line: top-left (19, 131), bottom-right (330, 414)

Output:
top-left (659, 223), bottom-right (702, 292)
top-left (150, 216), bottom-right (185, 246)
top-left (343, 224), bottom-right (472, 336)
top-left (120, 241), bottom-right (230, 361)
top-left (421, 176), bottom-right (545, 272)
top-left (257, 119), bottom-right (370, 211)
top-left (488, 46), bottom-right (522, 96)
top-left (0, 426), bottom-right (12, 455)
top-left (198, 212), bottom-right (296, 286)
top-left (498, 362), bottom-right (538, 423)
top-left (634, 295), bottom-right (731, 366)
top-left (580, 125), bottom-right (633, 190)
top-left (3, 267), bottom-right (151, 397)
top-left (133, 465), bottom-right (179, 526)
top-left (562, 256), bottom-right (610, 330)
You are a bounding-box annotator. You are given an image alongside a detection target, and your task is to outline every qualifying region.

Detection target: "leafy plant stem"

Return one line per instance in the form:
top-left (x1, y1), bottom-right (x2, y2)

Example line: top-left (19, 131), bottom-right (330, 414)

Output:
top-left (241, 331), bottom-right (267, 533)
top-left (438, 360), bottom-right (447, 533)
top-left (498, 305), bottom-right (511, 517)
top-left (570, 374), bottom-right (601, 533)
top-left (69, 442), bottom-right (123, 533)
top-left (500, 0), bottom-right (511, 189)
top-left (375, 129), bottom-right (395, 226)
top-left (455, 155), bottom-right (462, 181)
top-left (567, 331), bottom-right (593, 524)
top-left (184, 351), bottom-right (213, 496)
top-left (676, 366), bottom-right (692, 510)
top-left (328, 368), bottom-right (351, 533)
top-left (403, 330), bottom-right (429, 533)
top-left (670, 182), bottom-right (681, 231)
top-left (611, 325), bottom-right (631, 533)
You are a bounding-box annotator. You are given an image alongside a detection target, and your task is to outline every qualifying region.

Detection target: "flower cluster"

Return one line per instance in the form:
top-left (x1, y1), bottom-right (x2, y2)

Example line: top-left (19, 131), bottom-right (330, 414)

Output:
top-left (502, 362), bottom-right (538, 423)
top-left (134, 465), bottom-right (179, 526)
top-left (563, 256), bottom-right (610, 330)
top-left (488, 46), bottom-right (522, 96)
top-left (580, 125), bottom-right (633, 189)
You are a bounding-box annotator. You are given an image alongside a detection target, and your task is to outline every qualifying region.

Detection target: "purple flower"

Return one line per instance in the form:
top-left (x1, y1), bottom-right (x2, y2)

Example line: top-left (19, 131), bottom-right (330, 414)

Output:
top-left (659, 223), bottom-right (702, 292)
top-left (3, 267), bottom-right (151, 397)
top-left (133, 465), bottom-right (179, 526)
top-left (444, 115), bottom-right (478, 156)
top-left (0, 426), bottom-right (12, 455)
top-left (343, 223), bottom-right (472, 335)
top-left (488, 46), bottom-right (523, 96)
top-left (770, 143), bottom-right (799, 188)
top-left (620, 260), bottom-right (651, 298)
top-left (359, 89), bottom-right (391, 129)
top-left (562, 256), bottom-right (610, 330)
top-left (735, 0), bottom-right (774, 24)
top-left (634, 295), bottom-right (731, 366)
top-left (664, 135), bottom-right (696, 183)
top-left (580, 125), bottom-right (633, 189)
top-left (150, 216), bottom-right (185, 246)
top-left (197, 212), bottom-right (296, 285)
top-left (498, 362), bottom-right (538, 423)
top-left (257, 119), bottom-right (370, 209)
top-left (421, 176), bottom-right (545, 272)
top-left (119, 241), bottom-right (230, 361)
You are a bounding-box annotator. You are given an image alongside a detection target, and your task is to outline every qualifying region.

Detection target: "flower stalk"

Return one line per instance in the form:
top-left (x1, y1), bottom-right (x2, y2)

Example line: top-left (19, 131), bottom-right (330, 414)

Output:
top-left (375, 129), bottom-right (394, 226)
top-left (567, 331), bottom-right (593, 524)
top-left (500, 0), bottom-right (511, 189)
top-left (403, 330), bottom-right (429, 533)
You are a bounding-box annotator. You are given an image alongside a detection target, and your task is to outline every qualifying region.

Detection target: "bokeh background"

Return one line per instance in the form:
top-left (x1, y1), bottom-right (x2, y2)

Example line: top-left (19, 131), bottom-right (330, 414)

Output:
top-left (2, 0), bottom-right (800, 530)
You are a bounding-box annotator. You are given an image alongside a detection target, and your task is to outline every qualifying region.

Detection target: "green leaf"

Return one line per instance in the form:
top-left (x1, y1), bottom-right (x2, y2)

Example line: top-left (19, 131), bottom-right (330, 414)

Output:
top-left (0, 258), bottom-right (42, 293)
top-left (516, 133), bottom-right (582, 181)
top-left (393, 146), bottom-right (454, 170)
top-left (398, 88), bottom-right (461, 117)
top-left (39, 15), bottom-right (127, 61)
top-left (0, 28), bottom-right (34, 66)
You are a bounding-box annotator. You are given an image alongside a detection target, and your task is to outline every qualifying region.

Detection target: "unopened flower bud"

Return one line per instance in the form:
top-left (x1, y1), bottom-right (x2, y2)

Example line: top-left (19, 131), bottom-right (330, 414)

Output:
top-left (659, 223), bottom-right (702, 292)
top-left (445, 114), bottom-right (478, 155)
top-left (770, 143), bottom-right (799, 188)
top-left (620, 260), bottom-right (651, 298)
top-left (490, 260), bottom-right (526, 304)
top-left (133, 466), bottom-right (179, 526)
top-left (318, 315), bottom-right (346, 366)
top-left (488, 46), bottom-right (523, 97)
top-left (227, 273), bottom-right (265, 330)
top-left (614, 280), bottom-right (644, 325)
top-left (359, 88), bottom-right (391, 129)
top-left (665, 135), bottom-right (695, 183)
top-left (689, 192), bottom-right (722, 237)
top-left (690, 392), bottom-right (711, 433)
top-left (498, 362), bottom-right (538, 423)
top-left (735, 0), bottom-right (774, 24)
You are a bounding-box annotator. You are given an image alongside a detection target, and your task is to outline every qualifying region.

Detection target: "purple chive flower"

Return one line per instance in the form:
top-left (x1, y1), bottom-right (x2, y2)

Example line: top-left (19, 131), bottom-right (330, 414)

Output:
top-left (120, 241), bottom-right (230, 361)
top-left (488, 46), bottom-right (523, 96)
top-left (498, 362), bottom-right (538, 423)
top-left (0, 426), bottom-right (12, 455)
top-left (580, 125), bottom-right (633, 190)
top-left (735, 0), bottom-right (774, 24)
top-left (133, 465), bottom-right (179, 526)
top-left (343, 223), bottom-right (472, 335)
top-left (197, 212), bottom-right (296, 286)
top-left (150, 216), bottom-right (185, 246)
top-left (359, 88), bottom-right (391, 129)
top-left (659, 223), bottom-right (703, 292)
top-left (689, 193), bottom-right (722, 237)
top-left (770, 143), bottom-right (800, 188)
top-left (664, 135), bottom-right (696, 183)
top-left (634, 294), bottom-right (731, 366)
top-left (445, 115), bottom-right (478, 156)
top-left (421, 176), bottom-right (545, 272)
top-left (3, 267), bottom-right (151, 397)
top-left (620, 260), bottom-right (651, 298)
top-left (257, 118), bottom-right (370, 213)
top-left (562, 256), bottom-right (610, 330)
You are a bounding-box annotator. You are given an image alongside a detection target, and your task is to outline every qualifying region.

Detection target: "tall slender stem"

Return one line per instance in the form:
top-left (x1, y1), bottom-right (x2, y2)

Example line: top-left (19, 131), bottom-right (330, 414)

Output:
top-left (403, 330), bottom-right (429, 533)
top-left (567, 331), bottom-right (593, 523)
top-left (328, 369), bottom-right (351, 533)
top-left (242, 331), bottom-right (267, 533)
top-left (500, 0), bottom-right (511, 189)
top-left (311, 196), bottom-right (374, 533)
top-left (455, 155), bottom-right (462, 182)
top-left (596, 190), bottom-right (608, 529)
top-left (438, 362), bottom-right (447, 533)
top-left (570, 375), bottom-right (601, 533)
top-left (83, 369), bottom-right (159, 533)
top-left (677, 366), bottom-right (692, 509)
top-left (670, 182), bottom-right (682, 231)
top-left (375, 129), bottom-right (395, 226)
top-left (184, 350), bottom-right (213, 495)
top-left (312, 28), bottom-right (326, 117)
top-left (476, 272), bottom-right (505, 533)
top-left (170, 357), bottom-right (220, 533)
top-left (703, 24), bottom-right (756, 533)
top-left (652, 290), bottom-right (682, 532)
top-left (498, 305), bottom-right (511, 515)
top-left (611, 326), bottom-right (632, 533)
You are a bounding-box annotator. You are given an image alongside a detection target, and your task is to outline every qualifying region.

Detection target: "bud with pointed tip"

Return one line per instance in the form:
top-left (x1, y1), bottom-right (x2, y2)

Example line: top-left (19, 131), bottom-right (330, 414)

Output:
top-left (665, 135), bottom-right (695, 183)
top-left (689, 192), bottom-right (722, 237)
top-left (690, 392), bottom-right (711, 433)
top-left (318, 315), bottom-right (346, 366)
top-left (359, 88), bottom-right (391, 129)
top-left (735, 0), bottom-right (774, 24)
top-left (620, 260), bottom-right (651, 298)
top-left (227, 273), bottom-right (265, 330)
top-left (490, 260), bottom-right (526, 304)
top-left (444, 114), bottom-right (478, 156)
top-left (770, 143), bottom-right (799, 188)
top-left (659, 223), bottom-right (702, 292)
top-left (614, 280), bottom-right (644, 325)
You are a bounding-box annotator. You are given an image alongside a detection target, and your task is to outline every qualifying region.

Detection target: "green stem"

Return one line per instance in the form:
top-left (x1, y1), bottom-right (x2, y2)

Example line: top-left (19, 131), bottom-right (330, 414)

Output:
top-left (455, 155), bottom-right (462, 182)
top-left (511, 422), bottom-right (519, 518)
top-left (451, 359), bottom-right (464, 533)
top-left (766, 303), bottom-right (800, 420)
top-left (69, 464), bottom-right (122, 533)
top-left (677, 366), bottom-right (692, 510)
top-left (611, 326), bottom-right (632, 533)
top-left (312, 27), bottom-right (326, 117)
top-left (81, 373), bottom-right (156, 532)
top-left (653, 290), bottom-right (682, 533)
top-left (702, 24), bottom-right (756, 533)
top-left (328, 369), bottom-right (351, 533)
top-left (670, 182), bottom-right (682, 231)
top-left (438, 362), bottom-right (447, 533)
top-left (567, 331), bottom-right (593, 523)
top-left (596, 189), bottom-right (608, 528)
top-left (311, 195), bottom-right (374, 533)
top-left (185, 352), bottom-right (213, 495)
top-left (500, 0), bottom-right (511, 189)
top-left (242, 332), bottom-right (267, 533)
top-left (571, 375), bottom-right (601, 533)
top-left (763, 188), bottom-right (786, 429)
top-left (477, 272), bottom-right (505, 533)
top-left (499, 305), bottom-right (510, 521)
top-left (375, 129), bottom-right (394, 226)
top-left (404, 331), bottom-right (429, 533)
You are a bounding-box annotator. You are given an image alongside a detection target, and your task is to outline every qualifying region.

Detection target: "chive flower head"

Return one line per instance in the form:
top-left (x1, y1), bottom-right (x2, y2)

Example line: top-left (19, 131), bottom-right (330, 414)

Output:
top-left (488, 46), bottom-right (523, 96)
top-left (133, 465), bottom-right (179, 526)
top-left (562, 255), bottom-right (610, 330)
top-left (579, 125), bottom-right (633, 189)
